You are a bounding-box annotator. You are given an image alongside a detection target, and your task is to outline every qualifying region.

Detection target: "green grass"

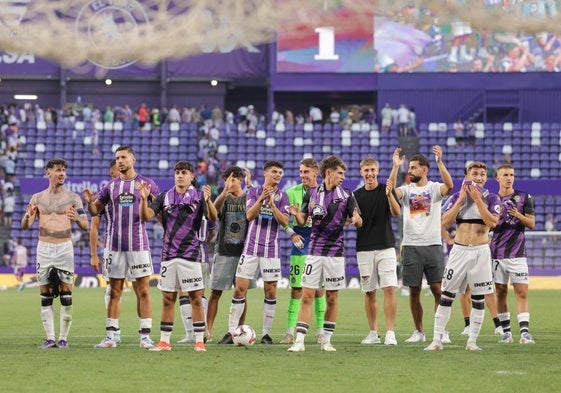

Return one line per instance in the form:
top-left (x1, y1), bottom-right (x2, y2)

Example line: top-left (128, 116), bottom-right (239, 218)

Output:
top-left (1, 287), bottom-right (560, 393)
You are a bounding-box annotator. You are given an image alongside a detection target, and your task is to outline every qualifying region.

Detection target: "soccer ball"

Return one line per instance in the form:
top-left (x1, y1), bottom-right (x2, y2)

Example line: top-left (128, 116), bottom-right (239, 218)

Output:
top-left (232, 325), bottom-right (256, 347)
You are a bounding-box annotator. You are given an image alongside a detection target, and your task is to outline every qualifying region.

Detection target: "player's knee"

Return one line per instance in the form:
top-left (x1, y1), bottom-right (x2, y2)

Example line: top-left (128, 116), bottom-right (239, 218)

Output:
top-left (41, 292), bottom-right (54, 306)
top-left (59, 291), bottom-right (72, 306)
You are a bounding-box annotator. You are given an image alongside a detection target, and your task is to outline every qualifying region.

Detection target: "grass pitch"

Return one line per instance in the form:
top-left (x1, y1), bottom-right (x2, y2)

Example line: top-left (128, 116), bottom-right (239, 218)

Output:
top-left (0, 287), bottom-right (560, 393)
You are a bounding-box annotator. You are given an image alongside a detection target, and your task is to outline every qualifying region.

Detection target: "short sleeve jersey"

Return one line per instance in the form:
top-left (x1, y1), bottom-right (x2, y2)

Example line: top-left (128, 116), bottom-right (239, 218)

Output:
top-left (242, 186), bottom-right (290, 258)
top-left (149, 186), bottom-right (205, 262)
top-left (490, 190), bottom-right (535, 259)
top-left (98, 174), bottom-right (159, 252)
top-left (301, 184), bottom-right (358, 257)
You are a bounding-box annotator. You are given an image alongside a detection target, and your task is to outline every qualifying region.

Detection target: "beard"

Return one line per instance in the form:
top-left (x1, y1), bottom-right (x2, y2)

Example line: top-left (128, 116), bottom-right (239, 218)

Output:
top-left (410, 174), bottom-right (421, 183)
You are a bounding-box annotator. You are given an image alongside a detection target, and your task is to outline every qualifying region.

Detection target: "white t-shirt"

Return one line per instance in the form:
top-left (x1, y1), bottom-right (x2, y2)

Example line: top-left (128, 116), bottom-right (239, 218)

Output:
top-left (398, 181), bottom-right (444, 246)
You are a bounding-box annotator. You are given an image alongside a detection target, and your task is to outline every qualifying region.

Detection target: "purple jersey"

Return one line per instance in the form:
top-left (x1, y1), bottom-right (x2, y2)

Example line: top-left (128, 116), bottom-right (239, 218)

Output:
top-left (301, 184), bottom-right (358, 257)
top-left (243, 186), bottom-right (289, 258)
top-left (491, 191), bottom-right (535, 259)
top-left (98, 174), bottom-right (159, 252)
top-left (199, 217), bottom-right (217, 263)
top-left (150, 186), bottom-right (205, 262)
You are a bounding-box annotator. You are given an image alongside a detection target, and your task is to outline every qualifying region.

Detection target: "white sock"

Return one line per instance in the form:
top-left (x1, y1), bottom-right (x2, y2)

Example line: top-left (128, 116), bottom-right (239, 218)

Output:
top-left (262, 298), bottom-right (277, 336)
top-left (468, 308), bottom-right (485, 343)
top-left (41, 306), bottom-right (55, 341)
top-left (433, 305), bottom-right (452, 342)
top-left (179, 301), bottom-right (193, 336)
top-left (228, 297), bottom-right (245, 334)
top-left (59, 305), bottom-right (73, 341)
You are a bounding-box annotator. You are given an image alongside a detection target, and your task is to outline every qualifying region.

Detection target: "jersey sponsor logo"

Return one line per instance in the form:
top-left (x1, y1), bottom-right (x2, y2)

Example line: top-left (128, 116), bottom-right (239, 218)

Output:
top-left (514, 272), bottom-right (528, 277)
top-left (118, 192), bottom-right (135, 207)
top-left (131, 263), bottom-right (151, 270)
top-left (473, 280), bottom-right (493, 288)
top-left (181, 277), bottom-right (203, 284)
top-left (262, 268), bottom-right (281, 274)
top-left (325, 275), bottom-right (345, 283)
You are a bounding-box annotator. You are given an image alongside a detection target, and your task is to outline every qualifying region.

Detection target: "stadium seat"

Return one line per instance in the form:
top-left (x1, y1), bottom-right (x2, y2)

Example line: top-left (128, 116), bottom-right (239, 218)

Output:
top-left (104, 122), bottom-right (113, 131)
top-left (446, 137), bottom-right (457, 146)
top-left (34, 158), bottom-right (45, 168)
top-left (36, 120), bottom-right (47, 130)
top-left (265, 137), bottom-right (276, 147)
top-left (158, 160), bottom-right (169, 170)
top-left (35, 143), bottom-right (46, 153)
top-left (169, 137), bottom-right (179, 146)
top-left (503, 122), bottom-right (513, 131)
top-left (531, 122), bottom-right (541, 131)
top-left (341, 136), bottom-right (352, 146)
top-left (83, 136), bottom-right (92, 145)
top-left (438, 122), bottom-right (447, 132)
top-left (111, 144), bottom-right (120, 153)
top-left (294, 137), bottom-right (304, 146)
top-left (275, 122), bottom-right (285, 132)
top-left (113, 121), bottom-right (123, 131)
top-left (303, 123), bottom-right (313, 132)
top-left (351, 123), bottom-right (361, 132)
top-left (475, 129), bottom-right (485, 139)
top-left (74, 121), bottom-right (85, 131)
top-left (94, 121), bottom-right (103, 131)
top-left (246, 160), bottom-right (256, 169)
top-left (530, 168), bottom-right (541, 178)
top-left (218, 145), bottom-right (228, 154)
top-left (361, 123), bottom-right (371, 132)
top-left (531, 137), bottom-right (541, 146)
top-left (502, 145), bottom-right (513, 154)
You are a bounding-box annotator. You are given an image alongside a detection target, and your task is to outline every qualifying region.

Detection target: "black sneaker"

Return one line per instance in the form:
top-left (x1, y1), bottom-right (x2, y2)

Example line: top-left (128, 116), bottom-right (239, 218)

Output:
top-left (261, 334), bottom-right (273, 344)
top-left (217, 332), bottom-right (233, 344)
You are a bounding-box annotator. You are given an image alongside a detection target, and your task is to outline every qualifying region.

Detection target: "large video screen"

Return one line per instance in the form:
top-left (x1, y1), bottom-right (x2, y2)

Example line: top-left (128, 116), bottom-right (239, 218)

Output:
top-left (277, 2), bottom-right (561, 73)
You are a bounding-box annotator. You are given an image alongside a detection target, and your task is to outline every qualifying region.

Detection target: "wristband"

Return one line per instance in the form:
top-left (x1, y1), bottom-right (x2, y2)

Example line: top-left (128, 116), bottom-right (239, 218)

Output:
top-left (284, 226), bottom-right (296, 237)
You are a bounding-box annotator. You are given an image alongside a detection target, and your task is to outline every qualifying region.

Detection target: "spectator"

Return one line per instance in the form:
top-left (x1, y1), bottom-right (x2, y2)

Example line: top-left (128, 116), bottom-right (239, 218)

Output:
top-left (309, 105), bottom-right (323, 125)
top-left (3, 189), bottom-right (15, 227)
top-left (381, 103), bottom-right (393, 132)
top-left (397, 104), bottom-right (410, 136)
top-left (453, 119), bottom-right (465, 145)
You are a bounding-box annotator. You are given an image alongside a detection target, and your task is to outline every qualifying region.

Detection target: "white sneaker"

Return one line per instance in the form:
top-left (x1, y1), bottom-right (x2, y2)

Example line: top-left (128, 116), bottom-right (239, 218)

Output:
top-left (361, 331), bottom-right (381, 344)
top-left (287, 342), bottom-right (306, 352)
top-left (466, 342), bottom-right (482, 351)
top-left (499, 332), bottom-right (513, 344)
top-left (494, 326), bottom-right (504, 335)
top-left (140, 336), bottom-right (155, 349)
top-left (520, 332), bottom-right (535, 345)
top-left (320, 342), bottom-right (336, 352)
top-left (424, 341), bottom-right (443, 351)
top-left (461, 326), bottom-right (470, 335)
top-left (401, 288), bottom-right (410, 297)
top-left (441, 332), bottom-right (452, 344)
top-left (177, 334), bottom-right (195, 344)
top-left (405, 330), bottom-right (426, 343)
top-left (384, 331), bottom-right (397, 346)
top-left (94, 336), bottom-right (116, 348)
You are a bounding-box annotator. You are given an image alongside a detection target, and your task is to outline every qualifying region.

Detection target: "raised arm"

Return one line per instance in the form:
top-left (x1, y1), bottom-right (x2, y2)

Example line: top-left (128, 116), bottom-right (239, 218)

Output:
top-left (389, 147), bottom-right (405, 200)
top-left (21, 196), bottom-right (38, 230)
top-left (82, 188), bottom-right (104, 217)
top-left (433, 145), bottom-right (453, 197)
top-left (139, 182), bottom-right (156, 222)
top-left (203, 184), bottom-right (218, 222)
top-left (386, 179), bottom-right (401, 217)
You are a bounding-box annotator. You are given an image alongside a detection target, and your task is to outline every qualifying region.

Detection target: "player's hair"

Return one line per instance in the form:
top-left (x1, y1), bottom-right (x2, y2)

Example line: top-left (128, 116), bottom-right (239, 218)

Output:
top-left (45, 158), bottom-right (67, 170)
top-left (174, 160), bottom-right (194, 172)
top-left (115, 145), bottom-right (135, 157)
top-left (466, 161), bottom-right (487, 172)
top-left (300, 158), bottom-right (319, 170)
top-left (409, 154), bottom-right (430, 169)
top-left (109, 159), bottom-right (117, 168)
top-left (222, 166), bottom-right (244, 180)
top-left (320, 155), bottom-right (347, 178)
top-left (496, 163), bottom-right (514, 172)
top-left (359, 157), bottom-right (379, 168)
top-left (264, 160), bottom-right (284, 171)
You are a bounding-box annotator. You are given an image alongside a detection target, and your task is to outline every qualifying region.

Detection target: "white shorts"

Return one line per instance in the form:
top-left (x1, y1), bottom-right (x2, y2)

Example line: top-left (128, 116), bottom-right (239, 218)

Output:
top-left (442, 244), bottom-right (493, 296)
top-left (451, 21), bottom-right (472, 36)
top-left (158, 258), bottom-right (204, 293)
top-left (301, 255), bottom-right (346, 291)
top-left (107, 251), bottom-right (153, 279)
top-left (236, 254), bottom-right (281, 282)
top-left (357, 248), bottom-right (398, 292)
top-left (36, 240), bottom-right (75, 285)
top-left (492, 258), bottom-right (530, 285)
top-left (102, 249), bottom-right (135, 282)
